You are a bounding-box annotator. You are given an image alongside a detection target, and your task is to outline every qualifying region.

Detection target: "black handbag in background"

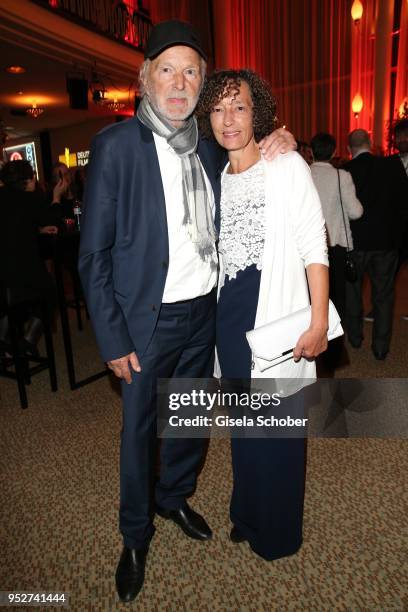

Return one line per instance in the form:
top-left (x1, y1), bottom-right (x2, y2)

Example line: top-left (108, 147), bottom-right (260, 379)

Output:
top-left (337, 169), bottom-right (358, 283)
top-left (344, 253), bottom-right (358, 283)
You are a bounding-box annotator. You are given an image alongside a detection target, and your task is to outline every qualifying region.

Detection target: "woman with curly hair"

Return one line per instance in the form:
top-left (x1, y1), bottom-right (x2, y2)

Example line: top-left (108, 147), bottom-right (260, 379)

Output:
top-left (196, 70), bottom-right (329, 561)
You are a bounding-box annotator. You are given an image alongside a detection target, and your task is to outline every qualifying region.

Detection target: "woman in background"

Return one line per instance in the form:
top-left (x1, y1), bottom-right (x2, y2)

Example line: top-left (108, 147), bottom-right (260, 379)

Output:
top-left (0, 160), bottom-right (59, 355)
top-left (310, 132), bottom-right (363, 370)
top-left (310, 132), bottom-right (363, 321)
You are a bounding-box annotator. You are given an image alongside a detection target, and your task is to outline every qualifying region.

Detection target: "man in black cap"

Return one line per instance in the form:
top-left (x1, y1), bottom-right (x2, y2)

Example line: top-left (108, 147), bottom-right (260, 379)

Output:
top-left (79, 19), bottom-right (295, 602)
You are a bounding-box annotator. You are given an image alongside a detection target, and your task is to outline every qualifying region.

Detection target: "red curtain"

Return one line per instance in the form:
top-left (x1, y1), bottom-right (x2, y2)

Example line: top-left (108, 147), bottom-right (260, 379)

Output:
top-left (144, 0), bottom-right (405, 157)
top-left (212, 0), bottom-right (352, 156)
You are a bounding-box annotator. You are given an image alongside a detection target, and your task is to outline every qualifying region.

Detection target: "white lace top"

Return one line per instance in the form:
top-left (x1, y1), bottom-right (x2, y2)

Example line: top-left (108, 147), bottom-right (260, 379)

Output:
top-left (219, 159), bottom-right (266, 283)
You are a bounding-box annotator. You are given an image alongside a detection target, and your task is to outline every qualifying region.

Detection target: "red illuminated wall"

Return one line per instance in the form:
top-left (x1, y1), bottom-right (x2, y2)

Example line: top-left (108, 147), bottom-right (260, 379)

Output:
top-left (212, 0), bottom-right (352, 155)
top-left (145, 0), bottom-right (408, 155)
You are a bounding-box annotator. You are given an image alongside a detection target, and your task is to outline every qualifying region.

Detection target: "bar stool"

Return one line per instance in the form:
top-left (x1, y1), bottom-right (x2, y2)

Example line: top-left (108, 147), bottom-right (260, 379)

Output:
top-left (65, 260), bottom-right (89, 331)
top-left (53, 232), bottom-right (89, 331)
top-left (0, 289), bottom-right (58, 408)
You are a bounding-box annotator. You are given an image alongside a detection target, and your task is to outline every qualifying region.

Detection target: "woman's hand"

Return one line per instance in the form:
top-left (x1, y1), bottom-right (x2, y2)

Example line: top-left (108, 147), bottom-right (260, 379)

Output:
top-left (52, 177), bottom-right (70, 203)
top-left (258, 128), bottom-right (296, 160)
top-left (295, 264), bottom-right (330, 361)
top-left (293, 325), bottom-right (328, 362)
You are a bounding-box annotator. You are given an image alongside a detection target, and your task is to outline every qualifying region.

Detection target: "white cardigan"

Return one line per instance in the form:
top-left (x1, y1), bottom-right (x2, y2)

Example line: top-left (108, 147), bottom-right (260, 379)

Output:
top-left (216, 151), bottom-right (328, 391)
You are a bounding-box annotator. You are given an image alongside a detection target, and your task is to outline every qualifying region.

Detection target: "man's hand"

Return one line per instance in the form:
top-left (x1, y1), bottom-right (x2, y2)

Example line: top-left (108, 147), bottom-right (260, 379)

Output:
top-left (258, 127), bottom-right (296, 161)
top-left (107, 351), bottom-right (141, 384)
top-left (293, 325), bottom-right (328, 362)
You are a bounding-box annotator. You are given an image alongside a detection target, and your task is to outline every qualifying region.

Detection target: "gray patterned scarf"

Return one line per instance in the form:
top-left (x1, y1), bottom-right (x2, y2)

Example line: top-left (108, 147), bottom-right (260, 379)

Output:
top-left (138, 96), bottom-right (217, 263)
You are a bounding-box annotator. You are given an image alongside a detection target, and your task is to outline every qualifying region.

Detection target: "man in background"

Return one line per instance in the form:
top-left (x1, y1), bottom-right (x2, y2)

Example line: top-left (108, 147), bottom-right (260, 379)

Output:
top-left (391, 119), bottom-right (408, 316)
top-left (393, 118), bottom-right (408, 177)
top-left (344, 129), bottom-right (407, 359)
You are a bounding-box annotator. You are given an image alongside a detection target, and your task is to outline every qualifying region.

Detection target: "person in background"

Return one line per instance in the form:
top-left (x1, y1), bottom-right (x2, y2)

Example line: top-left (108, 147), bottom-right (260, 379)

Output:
top-left (362, 119), bottom-right (408, 323)
top-left (310, 133), bottom-right (363, 320)
top-left (197, 68), bottom-right (328, 562)
top-left (310, 132), bottom-right (363, 370)
top-left (48, 162), bottom-right (75, 220)
top-left (393, 118), bottom-right (408, 177)
top-left (79, 20), bottom-right (296, 604)
top-left (344, 129), bottom-right (407, 360)
top-left (74, 165), bottom-right (87, 203)
top-left (297, 140), bottom-right (314, 165)
top-left (390, 119), bottom-right (408, 321)
top-left (0, 160), bottom-right (60, 356)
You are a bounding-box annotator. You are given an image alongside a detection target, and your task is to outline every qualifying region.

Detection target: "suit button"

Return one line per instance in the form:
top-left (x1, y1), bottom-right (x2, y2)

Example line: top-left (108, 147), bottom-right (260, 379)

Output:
top-left (152, 305), bottom-right (157, 311)
top-left (162, 261), bottom-right (168, 268)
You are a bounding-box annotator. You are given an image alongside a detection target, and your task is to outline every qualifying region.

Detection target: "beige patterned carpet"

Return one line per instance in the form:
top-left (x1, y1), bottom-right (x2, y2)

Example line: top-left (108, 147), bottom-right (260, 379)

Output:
top-left (1, 266), bottom-right (407, 611)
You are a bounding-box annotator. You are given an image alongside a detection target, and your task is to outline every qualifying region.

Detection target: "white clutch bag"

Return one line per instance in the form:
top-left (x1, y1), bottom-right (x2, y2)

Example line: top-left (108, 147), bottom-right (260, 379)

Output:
top-left (246, 300), bottom-right (344, 372)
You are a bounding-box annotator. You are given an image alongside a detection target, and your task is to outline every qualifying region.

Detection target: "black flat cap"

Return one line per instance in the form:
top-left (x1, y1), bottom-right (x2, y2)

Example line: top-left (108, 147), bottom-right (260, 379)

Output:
top-left (145, 19), bottom-right (207, 61)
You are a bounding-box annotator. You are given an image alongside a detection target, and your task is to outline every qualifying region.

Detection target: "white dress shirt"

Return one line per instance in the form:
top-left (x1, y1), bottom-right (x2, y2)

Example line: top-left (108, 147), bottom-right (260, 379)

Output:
top-left (153, 133), bottom-right (218, 303)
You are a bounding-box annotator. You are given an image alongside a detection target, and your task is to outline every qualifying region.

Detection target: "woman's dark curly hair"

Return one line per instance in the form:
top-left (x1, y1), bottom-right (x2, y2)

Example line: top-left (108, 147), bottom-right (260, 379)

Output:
top-left (196, 69), bottom-right (278, 142)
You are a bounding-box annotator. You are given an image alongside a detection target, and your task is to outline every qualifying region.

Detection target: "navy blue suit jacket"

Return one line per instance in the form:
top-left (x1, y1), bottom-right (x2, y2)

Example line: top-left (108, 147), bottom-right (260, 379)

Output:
top-left (79, 117), bottom-right (223, 362)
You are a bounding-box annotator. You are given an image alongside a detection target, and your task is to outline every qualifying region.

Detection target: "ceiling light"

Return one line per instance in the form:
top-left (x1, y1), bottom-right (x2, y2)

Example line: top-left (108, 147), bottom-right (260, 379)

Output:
top-left (6, 66), bottom-right (26, 74)
top-left (26, 103), bottom-right (44, 118)
top-left (92, 89), bottom-right (106, 104)
top-left (90, 67), bottom-right (107, 104)
top-left (107, 99), bottom-right (126, 112)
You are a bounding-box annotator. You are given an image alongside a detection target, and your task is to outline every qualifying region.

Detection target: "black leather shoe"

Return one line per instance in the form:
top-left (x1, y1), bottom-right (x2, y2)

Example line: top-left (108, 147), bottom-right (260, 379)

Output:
top-left (349, 339), bottom-right (362, 349)
top-left (230, 526), bottom-right (246, 544)
top-left (115, 546), bottom-right (148, 603)
top-left (156, 504), bottom-right (212, 540)
top-left (373, 349), bottom-right (388, 360)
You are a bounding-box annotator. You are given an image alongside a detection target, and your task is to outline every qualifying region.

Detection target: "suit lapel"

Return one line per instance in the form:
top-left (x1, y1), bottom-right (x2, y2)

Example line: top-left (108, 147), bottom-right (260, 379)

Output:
top-left (138, 120), bottom-right (169, 251)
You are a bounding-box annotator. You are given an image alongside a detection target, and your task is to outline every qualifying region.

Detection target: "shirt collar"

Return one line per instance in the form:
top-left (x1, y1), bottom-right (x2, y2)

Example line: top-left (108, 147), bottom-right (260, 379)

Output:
top-left (152, 132), bottom-right (173, 152)
top-left (352, 149), bottom-right (371, 159)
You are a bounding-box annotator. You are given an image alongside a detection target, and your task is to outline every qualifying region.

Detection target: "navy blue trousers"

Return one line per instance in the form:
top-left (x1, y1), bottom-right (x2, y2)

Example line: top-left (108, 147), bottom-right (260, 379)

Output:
top-left (120, 290), bottom-right (216, 549)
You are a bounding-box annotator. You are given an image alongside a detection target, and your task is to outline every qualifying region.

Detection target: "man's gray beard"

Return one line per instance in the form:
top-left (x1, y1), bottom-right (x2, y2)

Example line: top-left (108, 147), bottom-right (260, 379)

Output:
top-left (146, 93), bottom-right (198, 124)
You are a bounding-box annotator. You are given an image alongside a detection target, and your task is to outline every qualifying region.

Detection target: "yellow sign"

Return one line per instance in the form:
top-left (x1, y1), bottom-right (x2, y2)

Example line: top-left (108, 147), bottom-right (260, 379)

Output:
top-left (58, 148), bottom-right (89, 168)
